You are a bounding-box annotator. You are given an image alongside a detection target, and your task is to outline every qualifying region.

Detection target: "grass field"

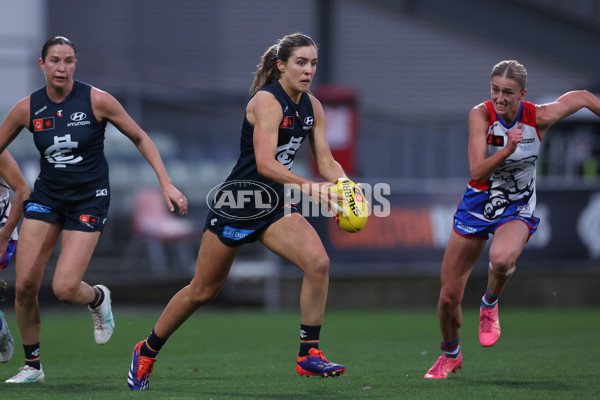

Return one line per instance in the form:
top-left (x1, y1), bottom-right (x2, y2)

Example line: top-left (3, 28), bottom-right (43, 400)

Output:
top-left (0, 306), bottom-right (598, 399)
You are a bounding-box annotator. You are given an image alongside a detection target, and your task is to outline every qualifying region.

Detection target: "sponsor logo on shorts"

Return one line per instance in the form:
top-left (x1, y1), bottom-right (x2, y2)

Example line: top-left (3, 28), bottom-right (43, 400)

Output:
top-left (96, 189), bottom-right (108, 197)
top-left (25, 203), bottom-right (52, 214)
top-left (79, 214), bottom-right (99, 229)
top-left (455, 220), bottom-right (478, 234)
top-left (206, 180), bottom-right (279, 220)
top-left (222, 226), bottom-right (255, 240)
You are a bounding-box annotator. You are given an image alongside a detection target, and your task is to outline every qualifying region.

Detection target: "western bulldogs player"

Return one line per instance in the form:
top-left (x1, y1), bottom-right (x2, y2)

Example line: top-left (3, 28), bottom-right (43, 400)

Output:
top-left (425, 60), bottom-right (600, 379)
top-left (128, 33), bottom-right (348, 391)
top-left (0, 36), bottom-right (187, 383)
top-left (0, 151), bottom-right (29, 365)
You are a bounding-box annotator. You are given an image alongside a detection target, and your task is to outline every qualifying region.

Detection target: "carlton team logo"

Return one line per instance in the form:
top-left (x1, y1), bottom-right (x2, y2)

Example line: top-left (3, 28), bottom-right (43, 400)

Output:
top-left (33, 117), bottom-right (55, 132)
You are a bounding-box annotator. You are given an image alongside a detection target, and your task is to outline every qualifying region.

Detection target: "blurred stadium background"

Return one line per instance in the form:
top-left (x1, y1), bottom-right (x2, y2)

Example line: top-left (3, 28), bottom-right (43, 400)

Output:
top-left (1, 0), bottom-right (599, 310)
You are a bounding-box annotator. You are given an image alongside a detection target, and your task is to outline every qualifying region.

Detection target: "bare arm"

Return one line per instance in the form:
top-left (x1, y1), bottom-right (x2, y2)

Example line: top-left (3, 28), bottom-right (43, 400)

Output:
top-left (468, 104), bottom-right (522, 183)
top-left (90, 87), bottom-right (187, 214)
top-left (0, 97), bottom-right (30, 154)
top-left (536, 90), bottom-right (600, 137)
top-left (0, 151), bottom-right (30, 260)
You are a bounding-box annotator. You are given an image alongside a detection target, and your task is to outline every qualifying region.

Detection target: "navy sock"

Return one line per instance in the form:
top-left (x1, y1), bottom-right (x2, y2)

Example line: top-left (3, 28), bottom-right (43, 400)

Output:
top-left (24, 343), bottom-right (41, 370)
top-left (441, 337), bottom-right (460, 359)
top-left (481, 287), bottom-right (498, 308)
top-left (141, 330), bottom-right (166, 358)
top-left (89, 286), bottom-right (105, 309)
top-left (299, 324), bottom-right (320, 357)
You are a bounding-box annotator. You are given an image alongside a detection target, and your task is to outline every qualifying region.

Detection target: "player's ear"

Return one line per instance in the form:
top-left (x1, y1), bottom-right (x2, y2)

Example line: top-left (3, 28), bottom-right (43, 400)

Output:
top-left (520, 88), bottom-right (527, 99)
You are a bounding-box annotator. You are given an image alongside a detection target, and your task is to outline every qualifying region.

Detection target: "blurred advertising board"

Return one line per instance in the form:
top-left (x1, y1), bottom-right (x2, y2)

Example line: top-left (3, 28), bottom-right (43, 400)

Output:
top-left (309, 185), bottom-right (600, 273)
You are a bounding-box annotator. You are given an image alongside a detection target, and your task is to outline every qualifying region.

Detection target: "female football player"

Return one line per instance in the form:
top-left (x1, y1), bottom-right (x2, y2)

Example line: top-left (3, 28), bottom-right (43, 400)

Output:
top-left (0, 36), bottom-right (187, 383)
top-left (424, 60), bottom-right (600, 379)
top-left (128, 32), bottom-right (349, 391)
top-left (0, 150), bottom-right (30, 364)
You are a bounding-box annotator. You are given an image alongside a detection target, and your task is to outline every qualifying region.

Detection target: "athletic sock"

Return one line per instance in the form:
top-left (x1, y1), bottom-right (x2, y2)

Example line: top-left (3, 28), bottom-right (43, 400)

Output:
top-left (89, 286), bottom-right (105, 309)
top-left (299, 324), bottom-right (320, 357)
top-left (481, 287), bottom-right (499, 308)
top-left (140, 329), bottom-right (166, 358)
top-left (441, 337), bottom-right (460, 359)
top-left (24, 343), bottom-right (41, 370)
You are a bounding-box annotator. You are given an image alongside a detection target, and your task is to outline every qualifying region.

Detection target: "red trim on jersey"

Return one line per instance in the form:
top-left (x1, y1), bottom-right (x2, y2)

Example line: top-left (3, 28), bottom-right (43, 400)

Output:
top-left (468, 179), bottom-right (490, 191)
top-left (484, 100), bottom-right (541, 141)
top-left (484, 101), bottom-right (497, 130)
top-left (520, 101), bottom-right (542, 141)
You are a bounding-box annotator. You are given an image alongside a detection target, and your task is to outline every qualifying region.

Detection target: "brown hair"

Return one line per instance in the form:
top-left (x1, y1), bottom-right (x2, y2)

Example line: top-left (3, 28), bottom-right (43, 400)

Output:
top-left (41, 36), bottom-right (76, 61)
top-left (491, 60), bottom-right (527, 90)
top-left (249, 32), bottom-right (317, 95)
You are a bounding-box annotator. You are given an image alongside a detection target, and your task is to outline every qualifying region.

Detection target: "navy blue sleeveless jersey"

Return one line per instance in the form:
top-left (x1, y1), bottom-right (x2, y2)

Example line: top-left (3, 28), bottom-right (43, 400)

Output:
top-left (28, 81), bottom-right (109, 202)
top-left (212, 80), bottom-right (314, 220)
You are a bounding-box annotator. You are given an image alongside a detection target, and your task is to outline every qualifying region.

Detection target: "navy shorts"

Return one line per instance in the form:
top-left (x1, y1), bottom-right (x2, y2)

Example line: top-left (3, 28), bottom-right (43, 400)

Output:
top-left (23, 189), bottom-right (110, 232)
top-left (204, 204), bottom-right (300, 247)
top-left (453, 208), bottom-right (540, 240)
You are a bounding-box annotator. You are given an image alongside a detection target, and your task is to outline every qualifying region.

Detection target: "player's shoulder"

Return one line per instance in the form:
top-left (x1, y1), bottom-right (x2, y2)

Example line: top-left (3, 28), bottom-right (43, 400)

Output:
top-left (9, 96), bottom-right (31, 124)
top-left (307, 92), bottom-right (323, 113)
top-left (470, 102), bottom-right (489, 120)
top-left (248, 89), bottom-right (280, 111)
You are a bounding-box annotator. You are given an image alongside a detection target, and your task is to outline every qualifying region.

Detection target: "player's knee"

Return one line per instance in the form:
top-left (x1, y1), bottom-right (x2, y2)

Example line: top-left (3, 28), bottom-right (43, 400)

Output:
top-left (439, 289), bottom-right (463, 307)
top-left (52, 283), bottom-right (80, 304)
top-left (187, 284), bottom-right (222, 307)
top-left (488, 254), bottom-right (517, 275)
top-left (14, 280), bottom-right (39, 302)
top-left (302, 252), bottom-right (330, 280)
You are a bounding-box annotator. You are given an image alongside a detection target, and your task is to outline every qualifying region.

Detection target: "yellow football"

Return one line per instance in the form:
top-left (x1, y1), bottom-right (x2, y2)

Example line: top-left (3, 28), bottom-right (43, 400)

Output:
top-left (329, 178), bottom-right (368, 233)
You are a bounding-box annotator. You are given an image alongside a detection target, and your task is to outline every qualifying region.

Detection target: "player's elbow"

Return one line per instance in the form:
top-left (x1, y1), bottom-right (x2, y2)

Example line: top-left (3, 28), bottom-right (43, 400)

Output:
top-left (256, 159), bottom-right (274, 179)
top-left (469, 171), bottom-right (487, 184)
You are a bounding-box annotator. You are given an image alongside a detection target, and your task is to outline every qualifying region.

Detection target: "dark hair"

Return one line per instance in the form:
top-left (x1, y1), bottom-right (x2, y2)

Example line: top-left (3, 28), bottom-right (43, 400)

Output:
top-left (250, 32), bottom-right (317, 95)
top-left (491, 60), bottom-right (527, 91)
top-left (41, 36), bottom-right (76, 61)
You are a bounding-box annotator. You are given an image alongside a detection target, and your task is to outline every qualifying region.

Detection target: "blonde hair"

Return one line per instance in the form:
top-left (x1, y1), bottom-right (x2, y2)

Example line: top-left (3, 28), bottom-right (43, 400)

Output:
top-left (250, 32), bottom-right (317, 95)
top-left (491, 60), bottom-right (527, 90)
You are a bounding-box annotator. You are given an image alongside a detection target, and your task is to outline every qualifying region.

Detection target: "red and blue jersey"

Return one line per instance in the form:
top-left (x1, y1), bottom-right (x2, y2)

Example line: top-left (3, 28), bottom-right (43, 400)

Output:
top-left (457, 100), bottom-right (541, 223)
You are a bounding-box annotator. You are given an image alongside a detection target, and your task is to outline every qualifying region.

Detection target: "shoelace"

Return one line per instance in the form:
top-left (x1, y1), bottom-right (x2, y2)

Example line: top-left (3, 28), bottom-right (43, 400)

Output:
top-left (91, 307), bottom-right (113, 328)
top-left (136, 357), bottom-right (156, 380)
top-left (310, 349), bottom-right (327, 361)
top-left (479, 309), bottom-right (493, 332)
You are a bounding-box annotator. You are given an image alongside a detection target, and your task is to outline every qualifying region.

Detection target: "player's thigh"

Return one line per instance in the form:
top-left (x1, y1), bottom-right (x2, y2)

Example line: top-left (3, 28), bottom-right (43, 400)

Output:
top-left (15, 218), bottom-right (62, 288)
top-left (440, 230), bottom-right (487, 293)
top-left (53, 230), bottom-right (102, 286)
top-left (489, 219), bottom-right (530, 267)
top-left (190, 230), bottom-right (240, 290)
top-left (259, 213), bottom-right (328, 272)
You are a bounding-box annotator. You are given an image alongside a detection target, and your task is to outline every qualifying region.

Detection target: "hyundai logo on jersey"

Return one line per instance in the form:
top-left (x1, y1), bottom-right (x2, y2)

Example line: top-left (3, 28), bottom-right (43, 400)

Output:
top-left (70, 112), bottom-right (87, 121)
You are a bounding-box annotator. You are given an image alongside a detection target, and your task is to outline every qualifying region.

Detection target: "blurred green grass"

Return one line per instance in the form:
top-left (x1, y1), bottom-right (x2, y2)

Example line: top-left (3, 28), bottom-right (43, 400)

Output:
top-left (0, 307), bottom-right (598, 399)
